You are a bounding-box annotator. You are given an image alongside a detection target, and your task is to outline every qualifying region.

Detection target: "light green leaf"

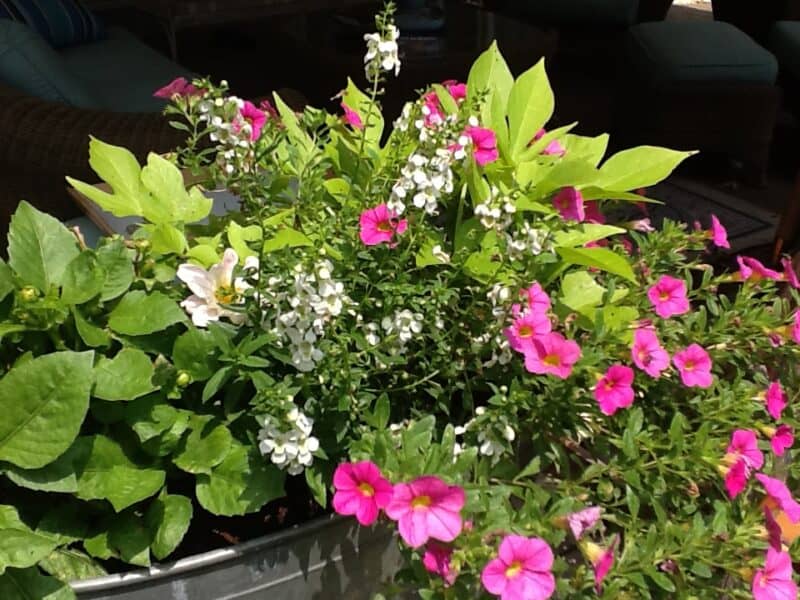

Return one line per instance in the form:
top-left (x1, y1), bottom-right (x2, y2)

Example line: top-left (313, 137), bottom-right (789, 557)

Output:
top-left (305, 467), bottom-right (327, 508)
top-left (467, 42), bottom-right (513, 133)
top-left (93, 348), bottom-right (157, 401)
top-left (145, 493), bottom-right (193, 560)
top-left (262, 227), bottom-right (313, 253)
top-left (108, 511), bottom-right (151, 567)
top-left (0, 507), bottom-right (60, 574)
top-left (273, 93), bottom-right (313, 152)
top-left (7, 201), bottom-right (80, 293)
top-left (60, 251), bottom-right (106, 305)
top-left (139, 153), bottom-right (183, 224)
top-left (87, 137), bottom-right (147, 211)
top-left (183, 187), bottom-right (215, 224)
top-left (536, 160), bottom-right (600, 197)
top-left (83, 531), bottom-right (115, 561)
top-left (262, 208), bottom-right (296, 227)
top-left (173, 328), bottom-right (219, 381)
top-left (186, 244), bottom-right (220, 267)
top-left (432, 83), bottom-right (459, 115)
top-left (415, 236), bottom-right (448, 268)
top-left (557, 247), bottom-right (637, 283)
top-left (95, 239), bottom-right (134, 301)
top-left (560, 271), bottom-right (625, 314)
top-left (142, 223), bottom-right (187, 255)
top-left (196, 444), bottom-right (285, 516)
top-left (0, 351), bottom-right (93, 469)
top-left (464, 248), bottom-right (501, 283)
top-left (108, 290), bottom-right (185, 336)
top-left (518, 122), bottom-right (577, 164)
top-left (0, 259), bottom-right (14, 302)
top-left (173, 417), bottom-right (232, 474)
top-left (75, 435), bottom-right (166, 512)
top-left (322, 179), bottom-right (349, 203)
top-left (227, 221), bottom-right (262, 260)
top-left (124, 396), bottom-right (180, 442)
top-left (562, 133), bottom-right (609, 166)
top-left (71, 307), bottom-right (111, 347)
top-left (508, 59), bottom-right (554, 159)
top-left (596, 146), bottom-right (695, 192)
top-left (39, 548), bottom-right (107, 582)
top-left (343, 77), bottom-right (383, 144)
top-left (4, 439), bottom-right (89, 493)
top-left (553, 224), bottom-right (626, 248)
top-left (0, 567), bottom-right (75, 600)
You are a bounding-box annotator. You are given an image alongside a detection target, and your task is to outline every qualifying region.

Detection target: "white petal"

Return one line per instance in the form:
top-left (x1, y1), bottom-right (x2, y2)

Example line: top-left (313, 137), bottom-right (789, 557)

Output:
top-left (177, 264), bottom-right (215, 300)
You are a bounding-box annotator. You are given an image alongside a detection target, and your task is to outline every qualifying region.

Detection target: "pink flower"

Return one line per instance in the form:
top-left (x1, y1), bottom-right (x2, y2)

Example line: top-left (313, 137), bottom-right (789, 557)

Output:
top-left (522, 282), bottom-right (551, 314)
top-left (766, 381), bottom-right (788, 420)
top-left (239, 101), bottom-right (267, 141)
top-left (584, 201), bottom-right (606, 224)
top-left (258, 99), bottom-right (278, 120)
top-left (724, 458), bottom-right (749, 499)
top-left (505, 310), bottom-right (551, 353)
top-left (710, 215), bottom-right (730, 249)
top-left (594, 365), bottom-right (635, 416)
top-left (523, 332), bottom-right (581, 379)
top-left (631, 328), bottom-right (670, 378)
top-left (422, 92), bottom-right (445, 127)
top-left (385, 476), bottom-right (465, 548)
top-left (552, 187), bottom-right (585, 222)
top-left (771, 425), bottom-right (795, 457)
top-left (466, 126), bottom-right (499, 166)
top-left (443, 80), bottom-right (467, 103)
top-left (764, 507), bottom-right (783, 552)
top-left (341, 102), bottom-right (364, 129)
top-left (672, 344), bottom-right (713, 388)
top-left (726, 429), bottom-right (764, 470)
top-left (647, 275), bottom-right (690, 319)
top-left (752, 548), bottom-right (798, 600)
top-left (567, 507), bottom-right (602, 540)
top-left (532, 128), bottom-right (566, 157)
top-left (422, 542), bottom-right (456, 586)
top-left (154, 76), bottom-right (197, 99)
top-left (359, 204), bottom-right (408, 247)
top-left (581, 536), bottom-right (618, 594)
top-left (757, 474), bottom-right (800, 523)
top-left (738, 256), bottom-right (782, 282)
top-left (481, 535), bottom-right (555, 600)
top-left (782, 257), bottom-right (800, 289)
top-left (332, 461), bottom-right (393, 526)
top-left (793, 311), bottom-right (800, 344)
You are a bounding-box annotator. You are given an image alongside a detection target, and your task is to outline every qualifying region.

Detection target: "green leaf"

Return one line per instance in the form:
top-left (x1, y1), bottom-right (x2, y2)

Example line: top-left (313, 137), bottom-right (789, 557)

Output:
top-left (108, 290), bottom-right (185, 336)
top-left (139, 153), bottom-right (185, 224)
top-left (173, 417), bottom-right (232, 474)
top-left (372, 393), bottom-right (390, 431)
top-left (142, 223), bottom-right (187, 255)
top-left (71, 307), bottom-right (111, 348)
top-left (93, 348), bottom-right (157, 401)
top-left (196, 444), bottom-right (285, 516)
top-left (508, 59), bottom-right (554, 159)
top-left (262, 227), bottom-right (313, 253)
top-left (273, 93), bottom-right (313, 153)
top-left (109, 511), bottom-right (151, 567)
top-left (77, 137), bottom-right (148, 215)
top-left (186, 244), bottom-right (220, 267)
top-left (343, 78), bottom-right (383, 144)
top-left (173, 328), bottom-right (219, 381)
top-left (202, 366), bottom-right (232, 403)
top-left (145, 493), bottom-right (192, 560)
top-left (596, 146), bottom-right (695, 192)
top-left (0, 507), bottom-right (60, 574)
top-left (95, 239), bottom-right (134, 301)
top-left (83, 531), bottom-right (115, 561)
top-left (432, 83), bottom-right (458, 115)
top-left (0, 351), bottom-right (93, 469)
top-left (514, 456), bottom-right (541, 481)
top-left (60, 251), bottom-right (105, 305)
top-left (0, 567), bottom-right (75, 600)
top-left (7, 201), bottom-right (80, 293)
top-left (626, 485), bottom-right (640, 520)
top-left (552, 224), bottom-right (625, 248)
top-left (562, 133), bottom-right (609, 166)
top-left (556, 247), bottom-right (637, 283)
top-left (305, 466), bottom-right (327, 508)
top-left (0, 260), bottom-right (15, 302)
top-left (75, 435), bottom-right (166, 512)
top-left (125, 396), bottom-right (180, 442)
top-left (227, 221), bottom-right (262, 260)
top-left (467, 42), bottom-right (513, 139)
top-left (322, 179), bottom-right (349, 203)
top-left (415, 236), bottom-right (448, 268)
top-left (36, 503), bottom-right (90, 545)
top-left (647, 571), bottom-right (677, 593)
top-left (4, 439), bottom-right (90, 493)
top-left (464, 247), bottom-right (501, 283)
top-left (39, 549), bottom-right (107, 582)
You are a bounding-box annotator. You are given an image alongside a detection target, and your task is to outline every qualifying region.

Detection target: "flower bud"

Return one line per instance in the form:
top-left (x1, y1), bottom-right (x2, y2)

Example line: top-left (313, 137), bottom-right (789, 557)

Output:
top-left (134, 239), bottom-right (151, 252)
top-left (19, 286), bottom-right (37, 302)
top-left (686, 480), bottom-right (700, 498)
top-left (176, 371), bottom-right (192, 387)
top-left (578, 540), bottom-right (604, 564)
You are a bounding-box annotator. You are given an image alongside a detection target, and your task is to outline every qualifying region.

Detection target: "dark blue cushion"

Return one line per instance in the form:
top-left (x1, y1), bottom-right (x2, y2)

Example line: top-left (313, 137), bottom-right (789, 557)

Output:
top-left (0, 0), bottom-right (105, 48)
top-left (770, 21), bottom-right (800, 81)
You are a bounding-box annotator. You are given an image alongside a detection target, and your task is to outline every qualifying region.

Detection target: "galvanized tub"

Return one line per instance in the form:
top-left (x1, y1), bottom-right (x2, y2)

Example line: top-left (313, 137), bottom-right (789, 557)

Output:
top-left (70, 516), bottom-right (402, 600)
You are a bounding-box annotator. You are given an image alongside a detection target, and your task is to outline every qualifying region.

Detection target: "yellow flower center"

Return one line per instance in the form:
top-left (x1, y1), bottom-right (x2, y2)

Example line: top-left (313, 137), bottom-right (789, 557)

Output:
top-left (376, 220), bottom-right (393, 232)
top-left (215, 285), bottom-right (237, 305)
top-left (518, 325), bottom-right (533, 338)
top-left (411, 495), bottom-right (432, 510)
top-left (659, 292), bottom-right (670, 301)
top-left (358, 482), bottom-right (375, 498)
top-left (683, 360), bottom-right (695, 371)
top-left (543, 354), bottom-right (561, 367)
top-left (505, 561), bottom-right (523, 579)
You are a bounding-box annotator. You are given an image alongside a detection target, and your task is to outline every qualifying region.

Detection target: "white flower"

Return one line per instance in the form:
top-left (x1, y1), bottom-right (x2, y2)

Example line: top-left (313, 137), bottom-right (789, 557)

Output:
top-left (364, 24), bottom-right (401, 79)
top-left (177, 248), bottom-right (251, 327)
top-left (258, 411), bottom-right (319, 475)
top-left (431, 245), bottom-right (450, 264)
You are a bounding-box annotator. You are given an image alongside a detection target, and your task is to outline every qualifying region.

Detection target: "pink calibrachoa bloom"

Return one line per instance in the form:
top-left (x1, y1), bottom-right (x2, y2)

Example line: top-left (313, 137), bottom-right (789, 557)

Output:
top-left (782, 257), bottom-right (800, 289)
top-left (523, 332), bottom-right (581, 379)
top-left (332, 461), bottom-right (393, 526)
top-left (764, 507), bottom-right (783, 551)
top-left (709, 214), bottom-right (730, 249)
top-left (341, 102), bottom-right (364, 129)
top-left (154, 76), bottom-right (197, 99)
top-left (422, 91), bottom-right (445, 127)
top-left (384, 476), bottom-right (465, 548)
top-left (738, 256), bottom-right (782, 282)
top-left (258, 99), bottom-right (278, 120)
top-left (567, 506), bottom-right (602, 540)
top-left (594, 364), bottom-right (635, 416)
top-left (756, 474), bottom-right (800, 523)
top-left (769, 425), bottom-right (795, 457)
top-left (752, 548), bottom-right (798, 600)
top-left (422, 541), bottom-right (456, 586)
top-left (481, 535), bottom-right (555, 600)
top-left (724, 458), bottom-right (749, 499)
top-left (505, 310), bottom-right (551, 354)
top-left (584, 200), bottom-right (606, 224)
top-left (359, 204), bottom-right (408, 247)
top-left (726, 429), bottom-right (764, 470)
top-left (465, 126), bottom-right (499, 166)
top-left (443, 79), bottom-right (467, 103)
top-left (552, 187), bottom-right (585, 222)
top-left (522, 282), bottom-right (551, 314)
top-left (532, 128), bottom-right (567, 157)
top-left (580, 536), bottom-right (618, 594)
top-left (672, 344), bottom-right (713, 388)
top-left (647, 275), bottom-right (690, 319)
top-left (239, 101), bottom-right (267, 141)
top-left (766, 381), bottom-right (788, 420)
top-left (631, 328), bottom-right (670, 378)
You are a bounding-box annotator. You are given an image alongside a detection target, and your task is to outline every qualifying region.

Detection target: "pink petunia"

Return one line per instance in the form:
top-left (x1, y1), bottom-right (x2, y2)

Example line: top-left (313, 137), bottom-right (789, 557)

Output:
top-left (443, 80), bottom-right (467, 103)
top-left (505, 310), bottom-right (551, 354)
top-left (594, 365), bottom-right (635, 416)
top-left (647, 275), bottom-right (690, 319)
top-left (522, 282), bottom-right (551, 314)
top-left (481, 535), bottom-right (555, 600)
top-left (766, 381), bottom-right (788, 420)
top-left (154, 76), bottom-right (197, 99)
top-left (359, 204), bottom-right (408, 247)
top-left (770, 425), bottom-right (795, 457)
top-left (239, 101), bottom-right (267, 141)
top-left (672, 344), bottom-right (713, 388)
top-left (341, 102), bottom-right (364, 129)
top-left (709, 215), bottom-right (730, 249)
top-left (724, 458), bottom-right (749, 499)
top-left (726, 429), bottom-right (764, 470)
top-left (752, 548), bottom-right (798, 600)
top-left (567, 507), bottom-right (602, 541)
top-left (581, 536), bottom-right (618, 594)
top-left (332, 461), bottom-right (394, 526)
top-left (738, 256), bottom-right (782, 282)
top-left (523, 332), bottom-right (581, 379)
top-left (763, 507), bottom-right (783, 552)
top-left (631, 328), bottom-right (670, 379)
top-left (258, 99), bottom-right (278, 120)
top-left (466, 126), bottom-right (499, 166)
top-left (422, 92), bottom-right (445, 127)
top-left (782, 257), bottom-right (800, 289)
top-left (552, 187), bottom-right (585, 222)
top-left (384, 476), bottom-right (465, 548)
top-left (532, 128), bottom-right (567, 157)
top-left (794, 311), bottom-right (800, 344)
top-left (422, 542), bottom-right (456, 586)
top-left (584, 201), bottom-right (606, 224)
top-left (756, 474), bottom-right (800, 523)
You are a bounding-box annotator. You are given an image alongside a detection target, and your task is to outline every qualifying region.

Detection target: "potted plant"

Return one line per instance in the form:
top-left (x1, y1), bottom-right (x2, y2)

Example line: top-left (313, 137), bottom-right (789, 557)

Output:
top-left (0, 4), bottom-right (799, 599)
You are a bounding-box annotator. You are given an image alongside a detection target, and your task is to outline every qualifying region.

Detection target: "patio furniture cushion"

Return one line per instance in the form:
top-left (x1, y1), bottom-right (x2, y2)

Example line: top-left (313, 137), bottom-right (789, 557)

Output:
top-left (516, 0), bottom-right (640, 27)
top-left (628, 21), bottom-right (779, 86)
top-left (769, 21), bottom-right (800, 80)
top-left (0, 0), bottom-right (105, 48)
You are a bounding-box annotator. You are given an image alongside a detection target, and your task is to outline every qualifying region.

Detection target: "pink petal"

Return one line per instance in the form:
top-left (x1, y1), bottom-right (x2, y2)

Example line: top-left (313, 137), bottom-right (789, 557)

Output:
top-left (481, 558), bottom-right (509, 595)
top-left (425, 506), bottom-right (463, 542)
top-left (355, 499), bottom-right (379, 526)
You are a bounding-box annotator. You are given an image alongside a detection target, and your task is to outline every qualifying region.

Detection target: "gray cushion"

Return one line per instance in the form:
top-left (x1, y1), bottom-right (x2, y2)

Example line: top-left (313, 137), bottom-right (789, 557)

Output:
top-left (516, 0), bottom-right (640, 27)
top-left (59, 27), bottom-right (195, 112)
top-left (628, 21), bottom-right (779, 85)
top-left (769, 20), bottom-right (800, 81)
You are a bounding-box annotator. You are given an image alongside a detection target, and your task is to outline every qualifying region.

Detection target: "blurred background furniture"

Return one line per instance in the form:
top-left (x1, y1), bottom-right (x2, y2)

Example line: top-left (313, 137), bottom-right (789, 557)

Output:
top-left (711, 0), bottom-right (800, 42)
